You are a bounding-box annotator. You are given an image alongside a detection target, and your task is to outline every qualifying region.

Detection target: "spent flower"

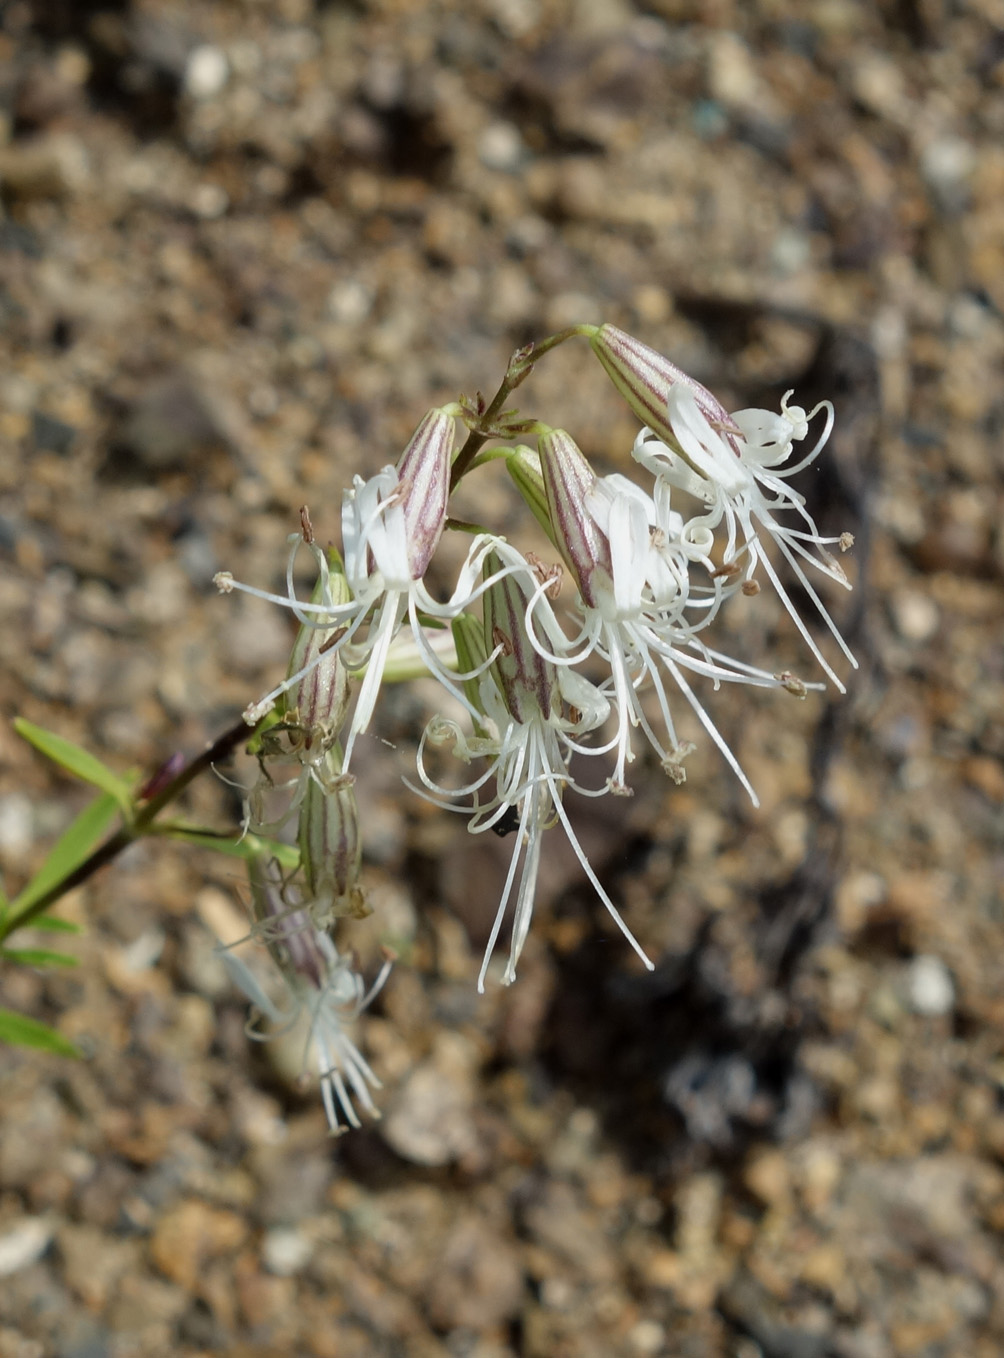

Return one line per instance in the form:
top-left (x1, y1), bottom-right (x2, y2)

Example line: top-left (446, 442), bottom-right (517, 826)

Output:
top-left (220, 856), bottom-right (390, 1134)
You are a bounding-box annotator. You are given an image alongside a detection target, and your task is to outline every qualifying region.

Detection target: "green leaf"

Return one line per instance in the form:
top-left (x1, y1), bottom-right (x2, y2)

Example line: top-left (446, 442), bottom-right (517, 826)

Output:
top-left (0, 1007), bottom-right (78, 1056)
top-left (14, 719), bottom-right (133, 814)
top-left (5, 792), bottom-right (120, 928)
top-left (152, 823), bottom-right (300, 869)
top-left (28, 916), bottom-right (83, 935)
top-left (1, 947), bottom-right (79, 968)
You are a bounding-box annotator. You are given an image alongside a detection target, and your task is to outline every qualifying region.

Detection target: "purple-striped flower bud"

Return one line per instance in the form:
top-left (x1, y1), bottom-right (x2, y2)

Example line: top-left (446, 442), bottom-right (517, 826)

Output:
top-left (395, 406), bottom-right (456, 580)
top-left (482, 548), bottom-right (556, 725)
top-left (298, 751), bottom-right (368, 922)
top-left (247, 854), bottom-right (331, 991)
top-left (536, 428), bottom-right (612, 610)
top-left (284, 562), bottom-right (351, 754)
top-left (589, 323), bottom-right (741, 455)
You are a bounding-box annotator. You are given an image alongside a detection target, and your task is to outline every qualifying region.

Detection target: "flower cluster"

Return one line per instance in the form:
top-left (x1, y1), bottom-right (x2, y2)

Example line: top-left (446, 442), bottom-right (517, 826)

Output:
top-left (215, 323), bottom-right (855, 1126)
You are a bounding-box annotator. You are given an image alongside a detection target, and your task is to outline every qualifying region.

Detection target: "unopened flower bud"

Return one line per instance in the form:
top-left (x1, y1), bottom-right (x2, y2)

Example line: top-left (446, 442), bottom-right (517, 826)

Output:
top-left (285, 558), bottom-right (351, 754)
top-left (138, 751), bottom-right (185, 802)
top-left (298, 751), bottom-right (368, 922)
top-left (589, 323), bottom-right (741, 453)
top-left (395, 406), bottom-right (456, 579)
top-left (536, 428), bottom-right (612, 609)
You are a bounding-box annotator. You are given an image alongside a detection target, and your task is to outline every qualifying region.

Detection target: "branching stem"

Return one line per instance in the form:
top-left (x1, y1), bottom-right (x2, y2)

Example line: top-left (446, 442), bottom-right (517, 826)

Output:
top-left (449, 326), bottom-right (592, 490)
top-left (0, 715), bottom-right (263, 941)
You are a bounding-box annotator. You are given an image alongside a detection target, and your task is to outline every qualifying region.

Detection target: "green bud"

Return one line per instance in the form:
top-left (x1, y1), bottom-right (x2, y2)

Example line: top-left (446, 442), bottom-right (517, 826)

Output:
top-left (298, 749), bottom-right (368, 923)
top-left (451, 611), bottom-right (489, 734)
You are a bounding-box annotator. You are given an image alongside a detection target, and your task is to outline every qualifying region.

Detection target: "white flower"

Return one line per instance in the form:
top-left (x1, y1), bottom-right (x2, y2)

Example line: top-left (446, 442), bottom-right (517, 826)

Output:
top-left (216, 408), bottom-right (504, 768)
top-left (632, 386), bottom-right (856, 689)
top-left (529, 431), bottom-right (804, 805)
top-left (219, 858), bottom-right (391, 1134)
top-left (411, 542), bottom-right (654, 991)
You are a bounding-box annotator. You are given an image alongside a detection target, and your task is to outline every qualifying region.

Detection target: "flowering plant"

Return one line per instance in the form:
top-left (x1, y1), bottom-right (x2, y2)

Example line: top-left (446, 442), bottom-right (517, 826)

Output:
top-left (4, 323), bottom-right (854, 1130)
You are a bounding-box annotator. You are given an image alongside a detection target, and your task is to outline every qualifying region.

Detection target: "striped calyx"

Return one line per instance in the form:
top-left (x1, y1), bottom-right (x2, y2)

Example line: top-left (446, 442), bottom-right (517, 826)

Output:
top-left (285, 561), bottom-right (351, 750)
top-left (298, 751), bottom-right (368, 921)
top-left (589, 324), bottom-right (742, 457)
top-left (537, 428), bottom-right (611, 610)
top-left (482, 549), bottom-right (556, 725)
top-left (396, 407), bottom-right (455, 580)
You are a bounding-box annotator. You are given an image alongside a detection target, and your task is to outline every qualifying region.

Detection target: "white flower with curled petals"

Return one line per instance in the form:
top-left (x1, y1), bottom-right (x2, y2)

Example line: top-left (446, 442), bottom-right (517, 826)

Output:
top-left (411, 542), bottom-right (653, 992)
top-left (510, 432), bottom-right (800, 804)
top-left (633, 385), bottom-right (857, 689)
top-left (216, 407), bottom-right (504, 768)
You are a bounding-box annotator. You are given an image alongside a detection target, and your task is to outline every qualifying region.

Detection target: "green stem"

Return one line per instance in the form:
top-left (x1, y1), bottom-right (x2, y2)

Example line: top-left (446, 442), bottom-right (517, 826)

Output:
top-left (449, 325), bottom-right (593, 491)
top-left (0, 715), bottom-right (262, 941)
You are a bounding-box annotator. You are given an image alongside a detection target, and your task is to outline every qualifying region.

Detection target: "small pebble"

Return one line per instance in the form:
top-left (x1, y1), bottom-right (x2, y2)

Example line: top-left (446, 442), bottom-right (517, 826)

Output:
top-left (262, 1227), bottom-right (312, 1277)
top-left (184, 46), bottom-right (229, 100)
top-left (478, 121), bottom-right (524, 172)
top-left (891, 590), bottom-right (939, 642)
top-left (0, 1218), bottom-right (54, 1277)
top-left (0, 794), bottom-right (34, 854)
top-left (906, 954), bottom-right (955, 1017)
top-left (629, 1318), bottom-right (666, 1354)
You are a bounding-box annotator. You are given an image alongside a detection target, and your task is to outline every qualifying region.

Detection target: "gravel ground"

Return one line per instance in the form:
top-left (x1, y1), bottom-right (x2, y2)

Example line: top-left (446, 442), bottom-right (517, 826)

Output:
top-left (2, 1), bottom-right (1004, 1356)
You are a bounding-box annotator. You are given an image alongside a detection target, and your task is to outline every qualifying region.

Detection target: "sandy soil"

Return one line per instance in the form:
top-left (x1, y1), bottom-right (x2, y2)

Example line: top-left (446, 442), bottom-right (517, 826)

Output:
top-left (2, 1), bottom-right (1003, 1355)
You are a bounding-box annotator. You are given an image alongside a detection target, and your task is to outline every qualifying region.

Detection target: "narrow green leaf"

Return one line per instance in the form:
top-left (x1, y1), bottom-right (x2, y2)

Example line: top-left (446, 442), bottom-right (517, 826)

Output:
top-left (5, 792), bottom-right (121, 928)
top-left (1, 947), bottom-right (79, 968)
top-left (0, 1007), bottom-right (78, 1056)
top-left (30, 916), bottom-right (83, 935)
top-left (153, 823), bottom-right (300, 869)
top-left (14, 719), bottom-right (133, 814)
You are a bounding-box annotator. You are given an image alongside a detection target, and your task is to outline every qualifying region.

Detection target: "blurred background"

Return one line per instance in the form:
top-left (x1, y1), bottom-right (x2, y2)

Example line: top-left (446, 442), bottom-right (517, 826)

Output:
top-left (2, 0), bottom-right (1003, 1355)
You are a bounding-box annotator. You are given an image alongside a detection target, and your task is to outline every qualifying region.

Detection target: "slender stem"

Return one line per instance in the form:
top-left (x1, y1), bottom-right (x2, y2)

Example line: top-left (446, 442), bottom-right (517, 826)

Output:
top-left (3, 325), bottom-right (596, 941)
top-left (449, 326), bottom-right (592, 490)
top-left (0, 716), bottom-right (261, 940)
